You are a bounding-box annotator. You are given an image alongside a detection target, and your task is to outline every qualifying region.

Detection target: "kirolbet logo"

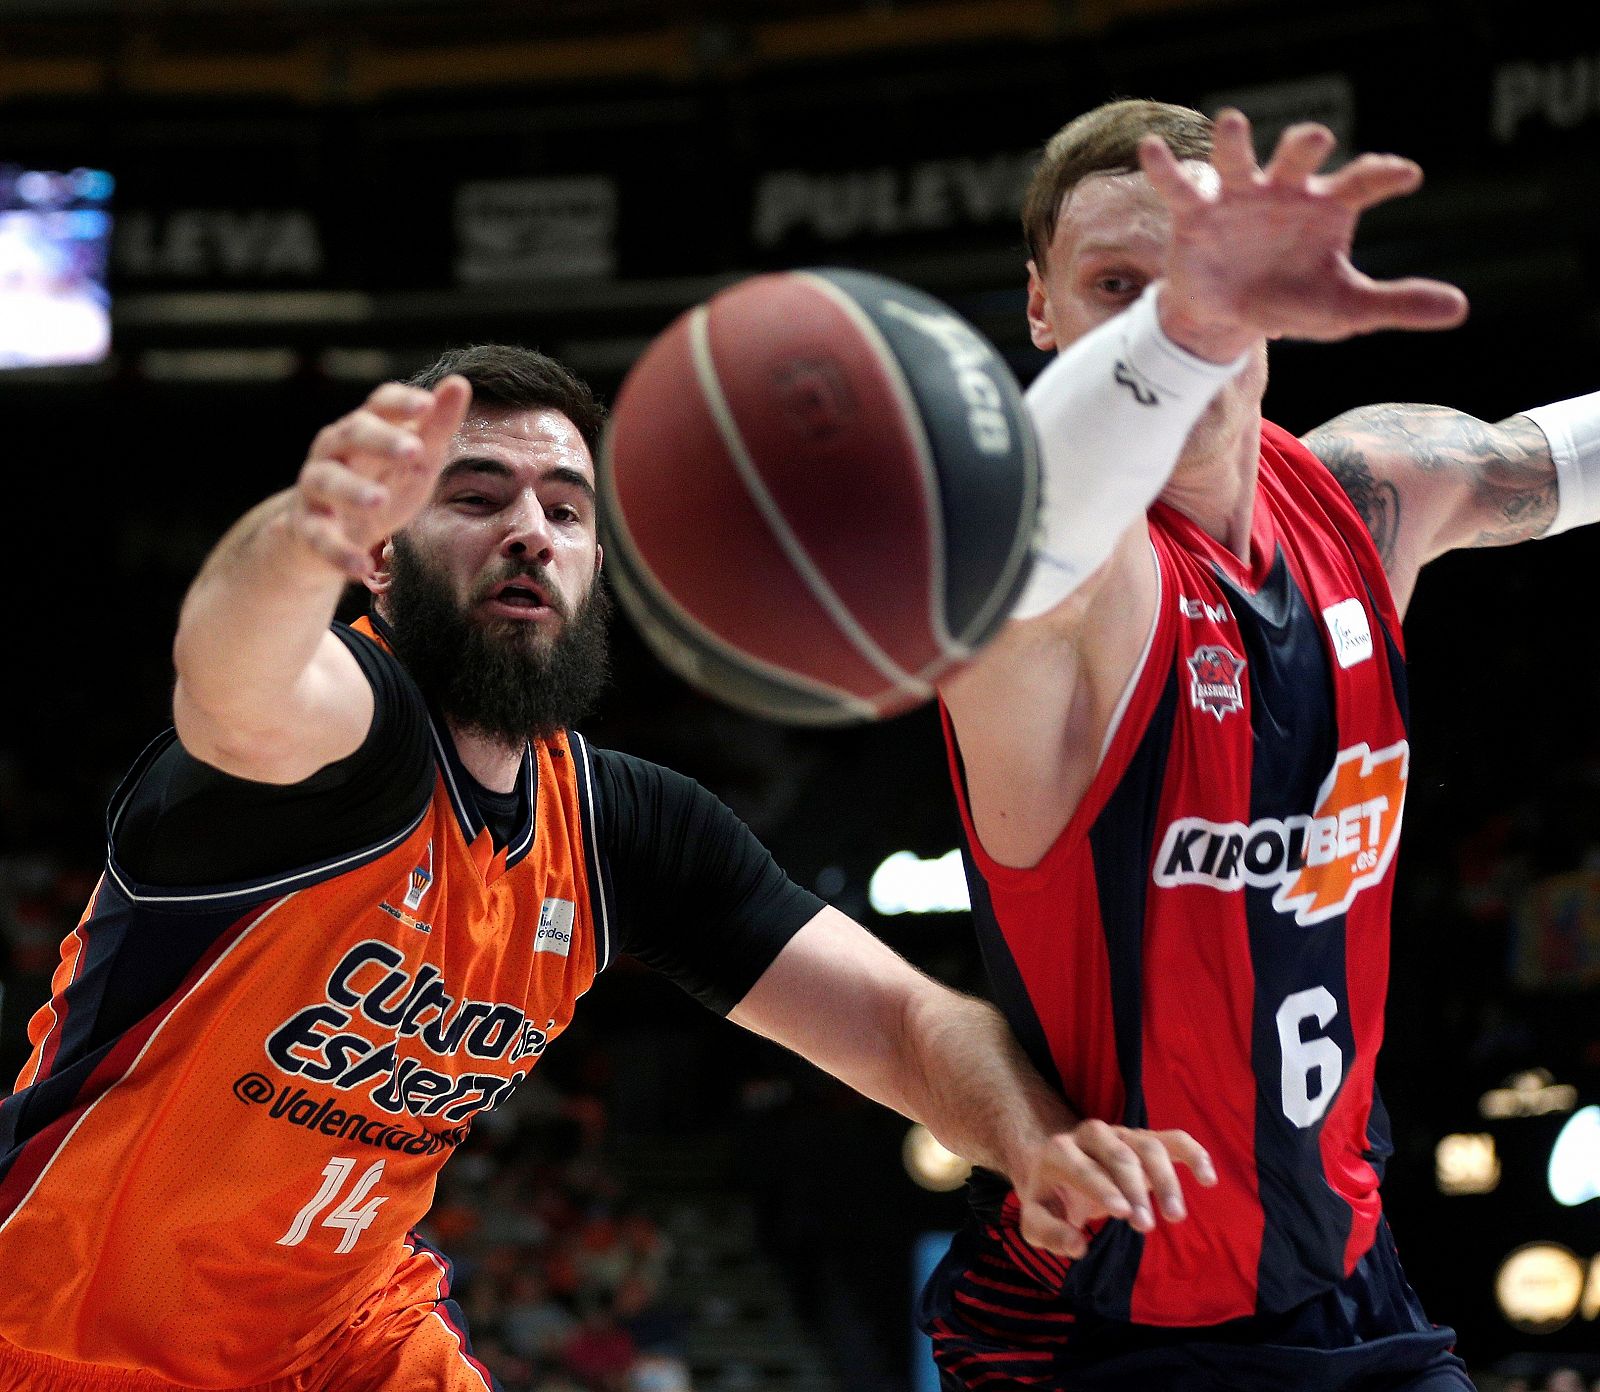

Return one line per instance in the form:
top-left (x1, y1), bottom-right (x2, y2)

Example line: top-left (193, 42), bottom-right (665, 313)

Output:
top-left (1153, 741), bottom-right (1408, 925)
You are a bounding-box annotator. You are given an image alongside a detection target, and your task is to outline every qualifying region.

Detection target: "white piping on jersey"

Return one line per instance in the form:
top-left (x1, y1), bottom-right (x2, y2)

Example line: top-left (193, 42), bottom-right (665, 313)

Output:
top-left (426, 714), bottom-right (537, 865)
top-left (1096, 540), bottom-right (1164, 770)
top-left (507, 746), bottom-right (536, 864)
top-left (105, 803), bottom-right (428, 907)
top-left (403, 1234), bottom-right (449, 1303)
top-left (0, 894), bottom-right (296, 1240)
top-left (427, 717), bottom-right (477, 837)
top-left (570, 732), bottom-right (612, 976)
top-left (687, 305), bottom-right (934, 705)
top-left (428, 1308), bottom-right (494, 1392)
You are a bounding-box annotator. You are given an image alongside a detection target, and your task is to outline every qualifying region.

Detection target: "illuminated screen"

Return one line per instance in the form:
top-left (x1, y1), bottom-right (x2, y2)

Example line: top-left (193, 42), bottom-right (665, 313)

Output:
top-left (0, 165), bottom-right (113, 370)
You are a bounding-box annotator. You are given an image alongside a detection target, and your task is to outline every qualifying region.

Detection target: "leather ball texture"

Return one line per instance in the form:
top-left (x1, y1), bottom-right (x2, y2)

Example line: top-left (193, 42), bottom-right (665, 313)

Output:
top-left (600, 267), bottom-right (1040, 725)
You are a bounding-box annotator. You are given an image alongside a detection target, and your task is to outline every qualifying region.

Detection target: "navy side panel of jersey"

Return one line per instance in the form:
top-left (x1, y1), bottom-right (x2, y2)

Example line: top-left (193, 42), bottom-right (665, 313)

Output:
top-left (568, 733), bottom-right (615, 975)
top-left (0, 882), bottom-right (263, 1178)
top-left (958, 845), bottom-right (1064, 1102)
top-left (1218, 550), bottom-right (1355, 1310)
top-left (1087, 666), bottom-right (1182, 1136)
top-left (1070, 666), bottom-right (1183, 1320)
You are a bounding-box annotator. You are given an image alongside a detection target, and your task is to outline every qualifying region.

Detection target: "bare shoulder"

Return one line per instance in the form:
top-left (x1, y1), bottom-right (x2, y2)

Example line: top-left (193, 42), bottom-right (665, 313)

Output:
top-left (1302, 403), bottom-right (1556, 562)
top-left (939, 529), bottom-right (1159, 869)
top-left (173, 629), bottom-right (375, 785)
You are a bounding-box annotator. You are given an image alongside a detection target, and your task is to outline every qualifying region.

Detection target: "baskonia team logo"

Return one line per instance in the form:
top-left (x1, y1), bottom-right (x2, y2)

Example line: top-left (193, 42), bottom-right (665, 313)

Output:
top-left (1187, 644), bottom-right (1246, 721)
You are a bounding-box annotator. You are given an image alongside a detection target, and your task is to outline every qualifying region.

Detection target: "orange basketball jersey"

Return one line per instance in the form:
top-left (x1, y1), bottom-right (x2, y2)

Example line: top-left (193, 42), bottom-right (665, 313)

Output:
top-left (0, 624), bottom-right (613, 1385)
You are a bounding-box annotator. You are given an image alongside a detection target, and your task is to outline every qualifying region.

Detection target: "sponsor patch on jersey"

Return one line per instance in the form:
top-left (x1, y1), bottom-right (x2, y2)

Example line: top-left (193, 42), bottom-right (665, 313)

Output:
top-left (262, 939), bottom-right (551, 1123)
top-left (1322, 598), bottom-right (1373, 669)
top-left (1179, 595), bottom-right (1231, 623)
top-left (403, 839), bottom-right (435, 911)
top-left (535, 897), bottom-right (576, 957)
top-left (377, 901), bottom-right (432, 934)
top-left (1186, 644), bottom-right (1246, 721)
top-left (1152, 740), bottom-right (1408, 924)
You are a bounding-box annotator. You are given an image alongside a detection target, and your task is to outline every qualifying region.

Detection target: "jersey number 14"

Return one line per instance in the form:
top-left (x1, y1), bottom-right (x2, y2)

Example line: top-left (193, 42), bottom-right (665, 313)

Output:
top-left (278, 1157), bottom-right (389, 1254)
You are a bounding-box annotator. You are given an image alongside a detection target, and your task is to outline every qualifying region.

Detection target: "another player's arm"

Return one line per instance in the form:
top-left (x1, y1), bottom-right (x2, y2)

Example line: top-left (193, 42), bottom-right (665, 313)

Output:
top-left (1302, 405), bottom-right (1559, 615)
top-left (730, 907), bottom-right (1216, 1256)
top-left (171, 378), bottom-right (470, 783)
top-left (595, 751), bottom-right (1214, 1258)
top-left (940, 115), bottom-right (1471, 868)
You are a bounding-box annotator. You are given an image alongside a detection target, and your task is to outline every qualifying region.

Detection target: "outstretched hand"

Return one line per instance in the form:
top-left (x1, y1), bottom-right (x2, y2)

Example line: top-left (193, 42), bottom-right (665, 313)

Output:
top-left (1142, 107), bottom-right (1467, 360)
top-left (287, 375), bottom-right (474, 580)
top-left (1012, 1118), bottom-right (1217, 1259)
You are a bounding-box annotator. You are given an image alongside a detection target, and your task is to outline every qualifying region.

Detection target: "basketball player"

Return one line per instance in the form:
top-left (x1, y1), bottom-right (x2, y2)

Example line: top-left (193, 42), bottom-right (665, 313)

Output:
top-left (921, 101), bottom-right (1600, 1390)
top-left (0, 345), bottom-right (1213, 1391)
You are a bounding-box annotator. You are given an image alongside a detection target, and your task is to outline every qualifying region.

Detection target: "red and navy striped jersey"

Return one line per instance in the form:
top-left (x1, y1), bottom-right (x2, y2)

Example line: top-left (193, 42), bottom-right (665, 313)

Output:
top-left (942, 421), bottom-right (1409, 1328)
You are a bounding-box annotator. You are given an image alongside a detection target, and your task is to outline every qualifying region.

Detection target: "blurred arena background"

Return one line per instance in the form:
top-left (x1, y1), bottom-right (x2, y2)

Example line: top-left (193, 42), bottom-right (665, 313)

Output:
top-left (2, 0), bottom-right (1599, 1388)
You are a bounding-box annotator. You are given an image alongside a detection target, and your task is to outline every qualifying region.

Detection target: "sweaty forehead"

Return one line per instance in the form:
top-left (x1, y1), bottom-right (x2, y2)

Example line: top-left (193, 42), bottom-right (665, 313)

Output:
top-left (1051, 159), bottom-right (1216, 262)
top-left (451, 408), bottom-right (593, 472)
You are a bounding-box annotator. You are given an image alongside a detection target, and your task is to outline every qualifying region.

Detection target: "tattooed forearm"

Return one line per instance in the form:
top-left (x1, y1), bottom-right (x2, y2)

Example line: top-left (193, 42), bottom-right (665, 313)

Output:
top-left (1470, 413), bottom-right (1559, 545)
top-left (1299, 426), bottom-right (1402, 567)
top-left (1304, 404), bottom-right (1558, 556)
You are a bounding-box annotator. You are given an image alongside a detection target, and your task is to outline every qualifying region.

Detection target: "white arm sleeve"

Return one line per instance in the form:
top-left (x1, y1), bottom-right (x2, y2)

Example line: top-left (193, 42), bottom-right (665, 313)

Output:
top-left (1010, 284), bottom-right (1249, 621)
top-left (1523, 390), bottom-right (1600, 537)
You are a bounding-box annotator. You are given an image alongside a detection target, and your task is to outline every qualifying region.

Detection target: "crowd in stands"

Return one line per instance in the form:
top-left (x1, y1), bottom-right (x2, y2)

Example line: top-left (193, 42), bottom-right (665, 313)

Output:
top-left (415, 1077), bottom-right (695, 1392)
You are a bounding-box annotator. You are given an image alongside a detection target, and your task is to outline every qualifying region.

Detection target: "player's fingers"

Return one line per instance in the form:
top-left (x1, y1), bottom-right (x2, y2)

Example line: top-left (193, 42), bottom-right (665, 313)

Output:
top-left (1137, 134), bottom-right (1209, 215)
top-left (299, 458), bottom-right (388, 514)
top-left (291, 510), bottom-right (373, 579)
top-left (1209, 108), bottom-right (1259, 191)
top-left (1017, 1200), bottom-right (1089, 1260)
top-left (1035, 1139), bottom-right (1134, 1223)
top-left (1073, 1122), bottom-right (1155, 1231)
top-left (311, 411), bottom-right (424, 471)
top-left (1324, 154), bottom-right (1423, 213)
top-left (1262, 122), bottom-right (1337, 187)
top-left (1349, 275), bottom-right (1469, 334)
top-left (1124, 1132), bottom-right (1188, 1222)
top-left (416, 374), bottom-right (474, 461)
top-left (1155, 1130), bottom-right (1218, 1187)
top-left (365, 381), bottom-right (435, 422)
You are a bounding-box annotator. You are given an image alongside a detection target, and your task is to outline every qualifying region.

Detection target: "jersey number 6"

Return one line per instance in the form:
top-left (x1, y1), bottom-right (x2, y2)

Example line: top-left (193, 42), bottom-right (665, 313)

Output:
top-left (1276, 987), bottom-right (1344, 1128)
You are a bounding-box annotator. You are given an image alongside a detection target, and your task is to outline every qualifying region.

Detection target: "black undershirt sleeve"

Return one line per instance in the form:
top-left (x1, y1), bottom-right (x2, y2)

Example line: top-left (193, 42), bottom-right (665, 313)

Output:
top-left (585, 746), bottom-right (824, 1015)
top-left (113, 625), bottom-right (435, 888)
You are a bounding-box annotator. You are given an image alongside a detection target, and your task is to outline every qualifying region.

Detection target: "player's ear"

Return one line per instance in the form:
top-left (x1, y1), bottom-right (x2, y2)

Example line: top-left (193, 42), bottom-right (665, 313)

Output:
top-left (365, 539), bottom-right (395, 597)
top-left (1026, 260), bottom-right (1057, 352)
top-left (594, 542), bottom-right (604, 574)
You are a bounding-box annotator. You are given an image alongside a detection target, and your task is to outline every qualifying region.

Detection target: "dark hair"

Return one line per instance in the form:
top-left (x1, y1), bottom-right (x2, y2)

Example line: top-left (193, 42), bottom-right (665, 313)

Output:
top-left (1022, 99), bottom-right (1213, 270)
top-left (407, 344), bottom-right (607, 456)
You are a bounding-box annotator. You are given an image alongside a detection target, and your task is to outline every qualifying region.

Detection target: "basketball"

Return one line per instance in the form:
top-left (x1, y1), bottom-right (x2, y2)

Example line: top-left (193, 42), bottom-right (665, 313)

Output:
top-left (599, 268), bottom-right (1040, 725)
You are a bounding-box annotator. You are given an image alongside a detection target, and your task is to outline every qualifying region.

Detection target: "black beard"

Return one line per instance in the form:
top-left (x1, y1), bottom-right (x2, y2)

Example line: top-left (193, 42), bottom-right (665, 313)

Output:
top-left (385, 536), bottom-right (612, 744)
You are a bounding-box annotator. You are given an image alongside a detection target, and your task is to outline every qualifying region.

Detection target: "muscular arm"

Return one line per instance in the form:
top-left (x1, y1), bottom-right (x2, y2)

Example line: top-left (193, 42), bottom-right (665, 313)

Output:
top-left (1302, 405), bottom-right (1556, 614)
top-left (939, 526), bottom-right (1158, 869)
top-left (172, 379), bottom-right (468, 783)
top-left (596, 760), bottom-right (1215, 1254)
top-left (731, 908), bottom-right (1213, 1253)
top-left (939, 110), bottom-right (1467, 868)
top-left (173, 493), bottom-right (374, 783)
